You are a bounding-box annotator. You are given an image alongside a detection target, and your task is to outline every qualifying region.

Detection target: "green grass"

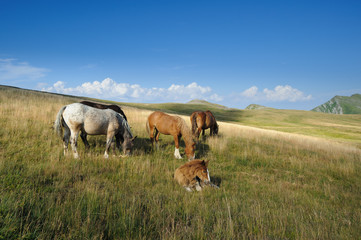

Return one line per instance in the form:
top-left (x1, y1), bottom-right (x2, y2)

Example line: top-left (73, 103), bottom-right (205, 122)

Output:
top-left (0, 85), bottom-right (360, 239)
top-left (83, 93), bottom-right (361, 147)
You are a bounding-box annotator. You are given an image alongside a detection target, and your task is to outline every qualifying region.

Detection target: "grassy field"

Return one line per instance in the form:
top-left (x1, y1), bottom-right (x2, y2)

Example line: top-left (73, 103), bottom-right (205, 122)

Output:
top-left (100, 97), bottom-right (361, 148)
top-left (0, 86), bottom-right (360, 239)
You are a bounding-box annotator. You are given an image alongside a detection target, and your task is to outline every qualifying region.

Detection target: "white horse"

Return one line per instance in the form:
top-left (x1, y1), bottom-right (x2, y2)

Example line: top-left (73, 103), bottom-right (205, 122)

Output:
top-left (54, 103), bottom-right (136, 158)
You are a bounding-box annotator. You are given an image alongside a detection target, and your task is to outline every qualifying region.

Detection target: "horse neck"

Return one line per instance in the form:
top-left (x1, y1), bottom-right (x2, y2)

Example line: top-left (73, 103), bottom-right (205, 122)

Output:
top-left (118, 114), bottom-right (133, 139)
top-left (179, 122), bottom-right (194, 145)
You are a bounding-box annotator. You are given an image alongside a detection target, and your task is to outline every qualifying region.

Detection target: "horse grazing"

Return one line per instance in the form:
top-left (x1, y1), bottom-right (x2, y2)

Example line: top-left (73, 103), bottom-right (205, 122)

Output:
top-left (190, 110), bottom-right (218, 140)
top-left (79, 101), bottom-right (127, 148)
top-left (174, 159), bottom-right (218, 192)
top-left (54, 103), bottom-right (136, 158)
top-left (146, 111), bottom-right (195, 160)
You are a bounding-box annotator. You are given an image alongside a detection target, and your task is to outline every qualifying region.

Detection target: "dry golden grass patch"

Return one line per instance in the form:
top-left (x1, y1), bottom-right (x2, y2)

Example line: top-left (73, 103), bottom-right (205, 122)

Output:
top-left (218, 121), bottom-right (361, 156)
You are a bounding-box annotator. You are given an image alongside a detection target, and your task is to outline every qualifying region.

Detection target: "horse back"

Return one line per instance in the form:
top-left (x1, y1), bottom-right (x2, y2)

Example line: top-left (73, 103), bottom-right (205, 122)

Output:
top-left (64, 103), bottom-right (120, 135)
top-left (174, 160), bottom-right (207, 186)
top-left (80, 100), bottom-right (127, 121)
top-left (148, 111), bottom-right (181, 135)
top-left (205, 110), bottom-right (216, 127)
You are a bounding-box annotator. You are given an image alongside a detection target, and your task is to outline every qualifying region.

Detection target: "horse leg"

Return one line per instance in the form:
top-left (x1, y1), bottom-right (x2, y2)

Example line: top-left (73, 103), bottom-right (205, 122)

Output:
top-left (63, 125), bottom-right (71, 155)
top-left (115, 134), bottom-right (122, 154)
top-left (80, 131), bottom-right (90, 149)
top-left (104, 132), bottom-right (115, 159)
top-left (197, 127), bottom-right (202, 140)
top-left (173, 135), bottom-right (182, 159)
top-left (154, 129), bottom-right (160, 150)
top-left (70, 130), bottom-right (79, 158)
top-left (184, 186), bottom-right (193, 192)
top-left (149, 125), bottom-right (155, 147)
top-left (195, 181), bottom-right (203, 191)
top-left (201, 129), bottom-right (206, 140)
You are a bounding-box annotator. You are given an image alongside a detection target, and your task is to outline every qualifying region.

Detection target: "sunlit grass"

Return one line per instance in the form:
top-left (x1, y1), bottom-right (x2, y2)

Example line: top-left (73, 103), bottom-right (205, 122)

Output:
top-left (0, 86), bottom-right (360, 239)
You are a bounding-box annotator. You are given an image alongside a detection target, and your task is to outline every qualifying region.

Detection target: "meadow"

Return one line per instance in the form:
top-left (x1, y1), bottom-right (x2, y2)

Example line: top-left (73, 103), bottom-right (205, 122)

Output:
top-left (0, 86), bottom-right (360, 239)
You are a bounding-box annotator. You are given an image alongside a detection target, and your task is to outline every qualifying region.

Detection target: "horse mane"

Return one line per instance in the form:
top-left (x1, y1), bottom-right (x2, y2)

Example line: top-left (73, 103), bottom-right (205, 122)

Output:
top-left (117, 113), bottom-right (133, 138)
top-left (177, 117), bottom-right (194, 144)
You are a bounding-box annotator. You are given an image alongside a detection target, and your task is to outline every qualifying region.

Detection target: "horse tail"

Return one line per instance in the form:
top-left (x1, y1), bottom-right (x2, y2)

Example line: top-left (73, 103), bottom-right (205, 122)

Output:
top-left (145, 119), bottom-right (150, 135)
top-left (190, 112), bottom-right (198, 135)
top-left (54, 105), bottom-right (67, 136)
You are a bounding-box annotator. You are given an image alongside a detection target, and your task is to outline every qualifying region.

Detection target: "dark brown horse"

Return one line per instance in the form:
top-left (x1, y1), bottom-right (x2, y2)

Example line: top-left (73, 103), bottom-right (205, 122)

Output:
top-left (146, 111), bottom-right (195, 160)
top-left (190, 110), bottom-right (218, 140)
top-left (79, 101), bottom-right (127, 148)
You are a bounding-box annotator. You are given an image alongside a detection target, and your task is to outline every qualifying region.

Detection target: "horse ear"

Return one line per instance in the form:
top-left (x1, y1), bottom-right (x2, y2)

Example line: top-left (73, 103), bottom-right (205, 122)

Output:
top-left (201, 160), bottom-right (209, 167)
top-left (132, 136), bottom-right (137, 141)
top-left (204, 160), bottom-right (210, 167)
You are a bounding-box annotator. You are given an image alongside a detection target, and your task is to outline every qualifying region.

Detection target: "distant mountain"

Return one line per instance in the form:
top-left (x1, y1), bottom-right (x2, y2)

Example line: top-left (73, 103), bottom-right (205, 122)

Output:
top-left (312, 94), bottom-right (361, 114)
top-left (245, 104), bottom-right (272, 110)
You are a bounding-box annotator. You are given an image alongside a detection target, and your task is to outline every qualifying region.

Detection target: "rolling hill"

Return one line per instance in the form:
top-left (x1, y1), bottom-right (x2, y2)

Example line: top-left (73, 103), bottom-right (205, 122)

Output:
top-left (245, 104), bottom-right (273, 110)
top-left (312, 94), bottom-right (361, 114)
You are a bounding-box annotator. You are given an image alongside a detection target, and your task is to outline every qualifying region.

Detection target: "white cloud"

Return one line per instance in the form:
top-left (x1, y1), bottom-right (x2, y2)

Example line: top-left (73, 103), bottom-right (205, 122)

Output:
top-left (240, 85), bottom-right (312, 102)
top-left (263, 85), bottom-right (312, 102)
top-left (42, 78), bottom-right (223, 103)
top-left (241, 86), bottom-right (258, 98)
top-left (0, 58), bottom-right (49, 81)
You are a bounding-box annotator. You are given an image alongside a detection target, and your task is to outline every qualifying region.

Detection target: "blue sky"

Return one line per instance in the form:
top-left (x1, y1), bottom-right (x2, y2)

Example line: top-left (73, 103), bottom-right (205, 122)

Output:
top-left (1, 0), bottom-right (360, 110)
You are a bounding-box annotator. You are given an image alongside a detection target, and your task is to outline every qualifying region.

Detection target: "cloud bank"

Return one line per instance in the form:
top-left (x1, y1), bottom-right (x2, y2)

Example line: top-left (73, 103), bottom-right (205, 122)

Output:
top-left (240, 85), bottom-right (312, 102)
top-left (43, 78), bottom-right (311, 107)
top-left (43, 78), bottom-right (223, 103)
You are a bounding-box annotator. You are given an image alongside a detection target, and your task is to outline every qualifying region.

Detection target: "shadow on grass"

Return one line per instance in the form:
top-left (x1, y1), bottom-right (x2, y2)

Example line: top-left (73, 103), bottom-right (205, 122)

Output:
top-left (195, 141), bottom-right (210, 158)
top-left (210, 175), bottom-right (222, 187)
top-left (133, 137), bottom-right (153, 154)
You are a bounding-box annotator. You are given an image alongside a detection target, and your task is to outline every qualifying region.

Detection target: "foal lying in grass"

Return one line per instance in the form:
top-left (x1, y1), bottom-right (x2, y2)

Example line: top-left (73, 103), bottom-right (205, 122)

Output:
top-left (174, 159), bottom-right (219, 192)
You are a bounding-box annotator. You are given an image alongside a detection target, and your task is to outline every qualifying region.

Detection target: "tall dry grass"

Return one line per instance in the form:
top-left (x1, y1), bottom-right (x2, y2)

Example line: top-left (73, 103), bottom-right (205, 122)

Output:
top-left (1, 86), bottom-right (360, 239)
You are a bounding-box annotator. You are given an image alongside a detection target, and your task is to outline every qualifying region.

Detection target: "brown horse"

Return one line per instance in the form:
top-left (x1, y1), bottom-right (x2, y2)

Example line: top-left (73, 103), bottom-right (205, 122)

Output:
top-left (174, 159), bottom-right (219, 192)
top-left (79, 101), bottom-right (127, 148)
top-left (190, 110), bottom-right (219, 140)
top-left (146, 111), bottom-right (195, 160)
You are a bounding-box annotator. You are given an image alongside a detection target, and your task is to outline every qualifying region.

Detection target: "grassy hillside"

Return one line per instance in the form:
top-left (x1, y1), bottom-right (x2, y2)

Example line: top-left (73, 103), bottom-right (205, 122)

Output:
top-left (88, 95), bottom-right (361, 148)
top-left (312, 94), bottom-right (361, 114)
top-left (1, 86), bottom-right (361, 239)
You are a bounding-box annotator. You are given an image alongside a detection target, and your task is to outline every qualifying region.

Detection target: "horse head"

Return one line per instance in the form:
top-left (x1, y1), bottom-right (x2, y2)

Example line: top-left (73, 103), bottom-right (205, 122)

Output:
top-left (185, 141), bottom-right (196, 160)
top-left (122, 136), bottom-right (137, 156)
top-left (213, 124), bottom-right (219, 135)
top-left (194, 160), bottom-right (210, 184)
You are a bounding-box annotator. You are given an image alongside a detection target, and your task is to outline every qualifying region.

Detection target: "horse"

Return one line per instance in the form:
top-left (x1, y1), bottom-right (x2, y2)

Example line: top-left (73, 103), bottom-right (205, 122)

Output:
top-left (80, 101), bottom-right (127, 121)
top-left (174, 159), bottom-right (219, 192)
top-left (54, 103), bottom-right (136, 158)
top-left (146, 111), bottom-right (195, 160)
top-left (79, 101), bottom-right (127, 148)
top-left (190, 110), bottom-right (219, 140)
